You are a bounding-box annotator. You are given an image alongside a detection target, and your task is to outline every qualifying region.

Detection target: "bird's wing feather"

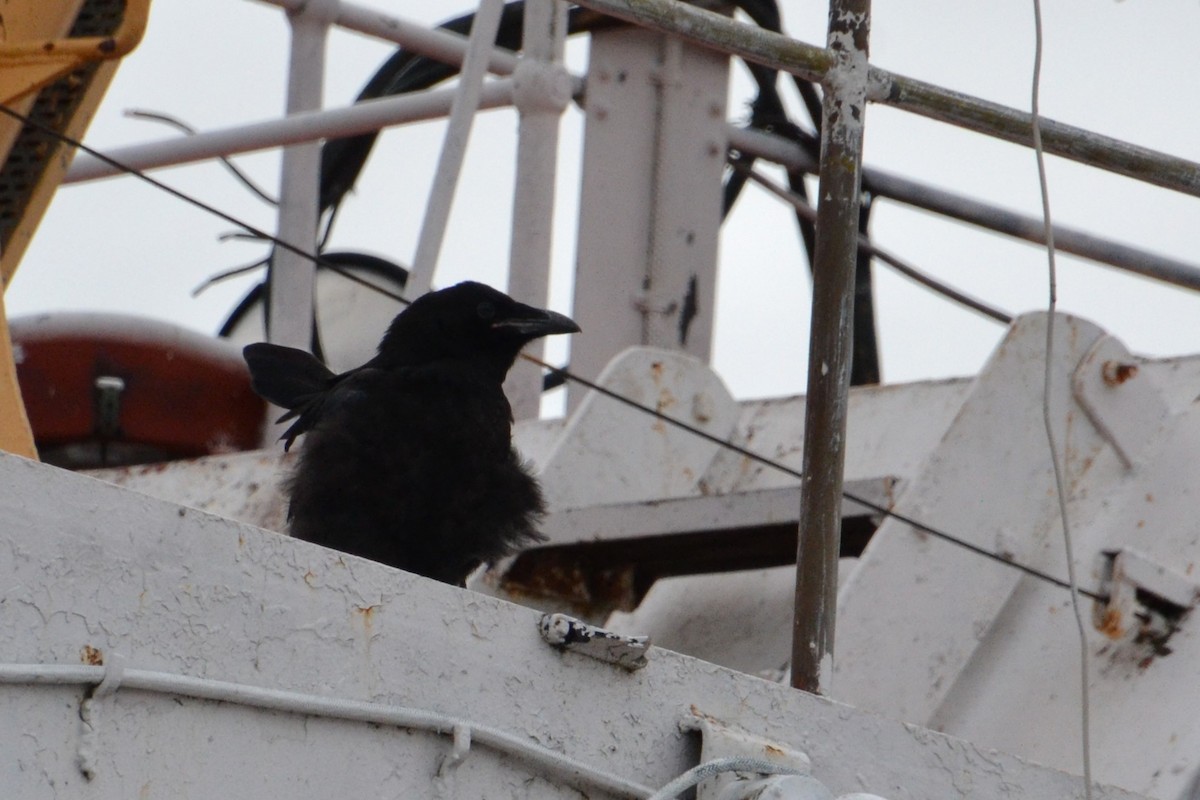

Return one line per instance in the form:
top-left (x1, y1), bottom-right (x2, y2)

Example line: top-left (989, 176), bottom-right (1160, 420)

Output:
top-left (277, 367), bottom-right (381, 451)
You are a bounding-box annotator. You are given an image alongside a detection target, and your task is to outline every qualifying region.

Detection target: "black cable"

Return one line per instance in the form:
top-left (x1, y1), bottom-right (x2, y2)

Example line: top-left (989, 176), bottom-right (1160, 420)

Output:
top-left (3, 101), bottom-right (1108, 604)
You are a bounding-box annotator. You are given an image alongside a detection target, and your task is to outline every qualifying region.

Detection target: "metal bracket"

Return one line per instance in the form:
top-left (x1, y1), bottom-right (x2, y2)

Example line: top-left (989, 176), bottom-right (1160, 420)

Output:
top-left (539, 613), bottom-right (650, 670)
top-left (1094, 548), bottom-right (1199, 645)
top-left (1072, 335), bottom-right (1168, 469)
top-left (682, 711), bottom-right (812, 800)
top-left (0, 0), bottom-right (151, 105)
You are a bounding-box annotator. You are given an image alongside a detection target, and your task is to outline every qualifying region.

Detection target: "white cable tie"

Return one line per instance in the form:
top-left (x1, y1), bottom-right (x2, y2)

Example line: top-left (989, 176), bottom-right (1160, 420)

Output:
top-left (76, 654), bottom-right (127, 780)
top-left (649, 756), bottom-right (804, 800)
top-left (93, 653), bottom-right (127, 698)
top-left (438, 724), bottom-right (473, 776)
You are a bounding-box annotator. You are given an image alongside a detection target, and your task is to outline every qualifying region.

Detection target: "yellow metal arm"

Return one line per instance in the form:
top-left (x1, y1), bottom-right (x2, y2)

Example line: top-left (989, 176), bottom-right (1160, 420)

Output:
top-left (0, 0), bottom-right (153, 458)
top-left (0, 0), bottom-right (150, 105)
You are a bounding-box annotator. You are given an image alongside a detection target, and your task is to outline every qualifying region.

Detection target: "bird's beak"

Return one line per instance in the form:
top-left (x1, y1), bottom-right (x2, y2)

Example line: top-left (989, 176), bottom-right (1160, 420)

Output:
top-left (492, 308), bottom-right (581, 337)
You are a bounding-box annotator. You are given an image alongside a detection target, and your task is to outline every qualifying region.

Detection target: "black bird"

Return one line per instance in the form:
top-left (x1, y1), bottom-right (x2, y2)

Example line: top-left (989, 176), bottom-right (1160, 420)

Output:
top-left (243, 281), bottom-right (579, 585)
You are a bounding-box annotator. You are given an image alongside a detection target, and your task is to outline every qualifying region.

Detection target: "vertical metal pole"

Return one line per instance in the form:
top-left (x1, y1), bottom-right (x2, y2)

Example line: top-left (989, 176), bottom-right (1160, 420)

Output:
top-left (569, 23), bottom-right (729, 410)
top-left (505, 0), bottom-right (571, 420)
top-left (268, 0), bottom-right (336, 350)
top-left (791, 0), bottom-right (871, 694)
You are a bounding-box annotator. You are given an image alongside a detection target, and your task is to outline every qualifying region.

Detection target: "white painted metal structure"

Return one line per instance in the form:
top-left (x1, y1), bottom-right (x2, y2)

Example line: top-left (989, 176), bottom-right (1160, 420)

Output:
top-left (7, 0), bottom-right (1200, 798)
top-left (70, 321), bottom-right (1200, 798)
top-left (1, 445), bottom-right (1147, 799)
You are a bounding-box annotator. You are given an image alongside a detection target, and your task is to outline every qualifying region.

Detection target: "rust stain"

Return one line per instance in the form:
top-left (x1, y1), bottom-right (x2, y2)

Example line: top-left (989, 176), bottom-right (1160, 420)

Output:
top-left (81, 645), bottom-right (104, 666)
top-left (302, 569), bottom-right (318, 587)
top-left (354, 604), bottom-right (381, 634)
top-left (499, 551), bottom-right (638, 617)
top-left (1102, 361), bottom-right (1138, 386)
top-left (650, 361), bottom-right (664, 382)
top-left (1145, 492), bottom-right (1155, 503)
top-left (764, 744), bottom-right (785, 757)
top-left (1096, 607), bottom-right (1125, 640)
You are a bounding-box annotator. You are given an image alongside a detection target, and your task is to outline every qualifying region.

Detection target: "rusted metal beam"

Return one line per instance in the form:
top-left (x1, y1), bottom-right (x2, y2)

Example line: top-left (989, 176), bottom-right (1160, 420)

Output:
top-left (569, 0), bottom-right (1200, 198)
top-left (791, 0), bottom-right (871, 695)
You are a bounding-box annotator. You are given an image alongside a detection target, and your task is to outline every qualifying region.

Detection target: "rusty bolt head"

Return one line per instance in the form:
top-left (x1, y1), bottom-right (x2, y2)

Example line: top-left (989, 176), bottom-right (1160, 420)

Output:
top-left (1101, 360), bottom-right (1138, 386)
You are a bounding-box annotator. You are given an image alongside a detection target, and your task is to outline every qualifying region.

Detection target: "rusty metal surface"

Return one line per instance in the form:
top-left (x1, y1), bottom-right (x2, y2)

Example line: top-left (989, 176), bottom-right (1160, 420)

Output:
top-left (792, 0), bottom-right (872, 695)
top-left (87, 449), bottom-right (292, 534)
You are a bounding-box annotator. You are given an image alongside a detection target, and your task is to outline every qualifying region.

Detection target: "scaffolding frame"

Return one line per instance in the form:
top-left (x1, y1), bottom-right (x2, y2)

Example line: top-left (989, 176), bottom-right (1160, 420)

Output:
top-left (45, 0), bottom-right (1200, 694)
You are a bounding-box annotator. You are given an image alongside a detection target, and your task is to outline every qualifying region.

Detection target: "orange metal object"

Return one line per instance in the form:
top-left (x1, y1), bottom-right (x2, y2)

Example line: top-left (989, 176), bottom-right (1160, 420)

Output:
top-left (0, 0), bottom-right (152, 457)
top-left (12, 313), bottom-right (265, 469)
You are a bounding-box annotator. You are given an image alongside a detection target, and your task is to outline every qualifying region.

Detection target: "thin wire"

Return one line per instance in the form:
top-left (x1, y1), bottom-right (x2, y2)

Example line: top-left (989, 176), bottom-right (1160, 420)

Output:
top-left (523, 352), bottom-right (1107, 603)
top-left (732, 161), bottom-right (1014, 325)
top-left (1, 100), bottom-right (1107, 605)
top-left (0, 103), bottom-right (410, 307)
top-left (190, 257), bottom-right (270, 296)
top-left (125, 109), bottom-right (279, 206)
top-left (1029, 3), bottom-right (1093, 797)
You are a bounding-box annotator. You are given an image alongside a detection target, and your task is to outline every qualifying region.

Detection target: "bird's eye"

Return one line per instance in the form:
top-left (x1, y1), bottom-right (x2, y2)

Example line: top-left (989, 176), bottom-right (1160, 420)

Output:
top-left (476, 301), bottom-right (496, 321)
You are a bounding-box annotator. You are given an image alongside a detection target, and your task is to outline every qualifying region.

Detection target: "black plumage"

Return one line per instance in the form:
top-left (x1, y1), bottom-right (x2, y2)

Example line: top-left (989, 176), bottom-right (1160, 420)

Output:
top-left (243, 281), bottom-right (579, 585)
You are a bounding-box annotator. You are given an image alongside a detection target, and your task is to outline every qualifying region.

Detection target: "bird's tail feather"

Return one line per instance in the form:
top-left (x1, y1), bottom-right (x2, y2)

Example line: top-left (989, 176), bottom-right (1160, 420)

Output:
top-left (244, 343), bottom-right (340, 450)
top-left (243, 343), bottom-right (336, 409)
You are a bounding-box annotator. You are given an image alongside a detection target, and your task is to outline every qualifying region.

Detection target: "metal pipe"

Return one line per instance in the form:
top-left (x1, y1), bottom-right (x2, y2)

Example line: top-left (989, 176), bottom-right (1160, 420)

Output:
top-left (569, 0), bottom-right (1200, 198)
top-left (791, 0), bottom-right (871, 695)
top-left (504, 0), bottom-right (572, 420)
top-left (728, 127), bottom-right (1200, 293)
top-left (249, 0), bottom-right (520, 75)
top-left (65, 82), bottom-right (517, 184)
top-left (406, 0), bottom-right (508, 298)
top-left (872, 70), bottom-right (1200, 197)
top-left (0, 662), bottom-right (656, 799)
top-left (268, 0), bottom-right (337, 354)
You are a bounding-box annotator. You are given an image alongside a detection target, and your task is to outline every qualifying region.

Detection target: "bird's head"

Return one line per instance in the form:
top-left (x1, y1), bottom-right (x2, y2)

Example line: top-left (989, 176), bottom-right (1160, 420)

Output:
top-left (375, 282), bottom-right (579, 377)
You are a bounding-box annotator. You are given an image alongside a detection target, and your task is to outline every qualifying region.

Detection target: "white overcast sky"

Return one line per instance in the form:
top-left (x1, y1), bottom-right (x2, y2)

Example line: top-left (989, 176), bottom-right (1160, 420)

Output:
top-left (8, 0), bottom-right (1200, 401)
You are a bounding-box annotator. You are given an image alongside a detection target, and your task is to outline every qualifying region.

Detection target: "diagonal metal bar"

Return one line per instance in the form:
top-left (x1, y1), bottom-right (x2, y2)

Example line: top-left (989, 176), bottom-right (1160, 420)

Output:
top-left (406, 0), bottom-right (508, 298)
